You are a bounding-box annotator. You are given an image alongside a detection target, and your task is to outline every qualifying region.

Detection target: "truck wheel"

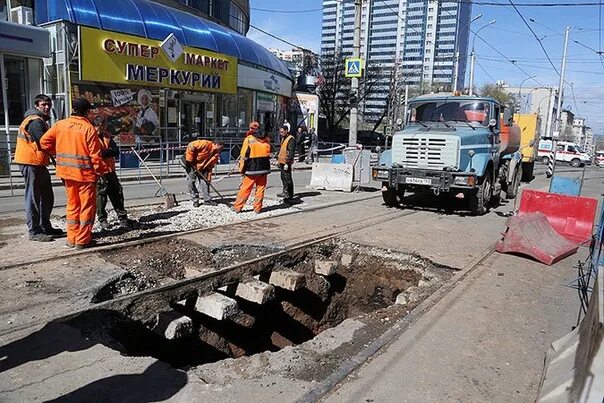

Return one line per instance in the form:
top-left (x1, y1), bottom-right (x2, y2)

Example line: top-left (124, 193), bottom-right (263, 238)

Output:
top-left (541, 156), bottom-right (550, 165)
top-left (571, 158), bottom-right (581, 168)
top-left (468, 174), bottom-right (492, 216)
top-left (505, 164), bottom-right (522, 200)
top-left (521, 161), bottom-right (534, 182)
top-left (382, 185), bottom-right (400, 207)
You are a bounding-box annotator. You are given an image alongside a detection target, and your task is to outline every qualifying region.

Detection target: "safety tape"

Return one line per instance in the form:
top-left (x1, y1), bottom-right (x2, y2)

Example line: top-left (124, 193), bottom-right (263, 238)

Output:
top-left (120, 145), bottom-right (188, 155)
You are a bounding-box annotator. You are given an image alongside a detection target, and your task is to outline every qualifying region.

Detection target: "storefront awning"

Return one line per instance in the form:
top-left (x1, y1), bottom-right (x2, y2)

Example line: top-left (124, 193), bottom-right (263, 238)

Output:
top-left (34, 0), bottom-right (292, 79)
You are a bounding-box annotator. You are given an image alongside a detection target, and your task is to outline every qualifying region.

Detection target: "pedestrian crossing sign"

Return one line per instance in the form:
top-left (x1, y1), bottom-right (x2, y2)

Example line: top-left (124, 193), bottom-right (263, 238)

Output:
top-left (345, 58), bottom-right (363, 78)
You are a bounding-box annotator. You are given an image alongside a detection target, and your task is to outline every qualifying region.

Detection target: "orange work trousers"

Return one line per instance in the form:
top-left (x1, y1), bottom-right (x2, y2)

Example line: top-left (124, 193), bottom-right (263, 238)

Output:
top-left (64, 179), bottom-right (97, 246)
top-left (233, 175), bottom-right (267, 213)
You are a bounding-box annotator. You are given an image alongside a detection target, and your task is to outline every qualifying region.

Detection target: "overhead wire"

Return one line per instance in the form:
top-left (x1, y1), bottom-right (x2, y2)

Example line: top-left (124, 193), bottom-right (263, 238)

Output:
top-left (507, 0), bottom-right (560, 75)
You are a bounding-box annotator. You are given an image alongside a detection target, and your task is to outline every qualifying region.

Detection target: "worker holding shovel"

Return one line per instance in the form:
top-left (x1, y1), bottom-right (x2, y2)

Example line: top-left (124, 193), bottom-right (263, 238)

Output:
top-left (183, 139), bottom-right (224, 207)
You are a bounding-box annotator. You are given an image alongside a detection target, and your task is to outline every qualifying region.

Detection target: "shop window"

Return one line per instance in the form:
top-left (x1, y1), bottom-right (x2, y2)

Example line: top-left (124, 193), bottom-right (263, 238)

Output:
top-left (3, 56), bottom-right (28, 126)
top-left (237, 88), bottom-right (253, 129)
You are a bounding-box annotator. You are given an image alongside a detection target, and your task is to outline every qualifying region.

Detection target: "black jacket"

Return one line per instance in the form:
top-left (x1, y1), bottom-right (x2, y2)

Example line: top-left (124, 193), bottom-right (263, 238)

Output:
top-left (23, 108), bottom-right (50, 143)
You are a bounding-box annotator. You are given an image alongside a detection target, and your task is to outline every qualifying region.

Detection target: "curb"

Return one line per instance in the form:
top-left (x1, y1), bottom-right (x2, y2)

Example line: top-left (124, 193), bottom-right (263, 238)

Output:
top-left (0, 165), bottom-right (313, 191)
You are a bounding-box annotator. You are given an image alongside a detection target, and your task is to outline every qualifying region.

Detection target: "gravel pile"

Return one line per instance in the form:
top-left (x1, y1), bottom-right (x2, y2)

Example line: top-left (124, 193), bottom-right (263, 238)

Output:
top-left (50, 198), bottom-right (302, 245)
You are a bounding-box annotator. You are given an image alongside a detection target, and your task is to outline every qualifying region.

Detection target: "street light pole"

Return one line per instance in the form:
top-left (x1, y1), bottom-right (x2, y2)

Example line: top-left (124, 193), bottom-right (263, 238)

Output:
top-left (349, 0), bottom-right (362, 146)
top-left (547, 26), bottom-right (571, 180)
top-left (517, 75), bottom-right (537, 113)
top-left (453, 14), bottom-right (482, 93)
top-left (469, 19), bottom-right (496, 96)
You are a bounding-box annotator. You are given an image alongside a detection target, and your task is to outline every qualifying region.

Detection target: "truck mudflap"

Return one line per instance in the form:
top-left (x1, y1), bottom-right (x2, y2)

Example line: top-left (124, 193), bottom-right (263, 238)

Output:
top-left (372, 167), bottom-right (477, 191)
top-left (496, 212), bottom-right (579, 265)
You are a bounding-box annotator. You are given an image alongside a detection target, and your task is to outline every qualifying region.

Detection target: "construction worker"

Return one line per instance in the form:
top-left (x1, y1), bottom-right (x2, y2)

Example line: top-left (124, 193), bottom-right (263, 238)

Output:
top-left (94, 116), bottom-right (130, 230)
top-left (233, 122), bottom-right (271, 214)
top-left (40, 98), bottom-right (108, 249)
top-left (277, 125), bottom-right (296, 201)
top-left (184, 139), bottom-right (224, 207)
top-left (14, 94), bottom-right (62, 242)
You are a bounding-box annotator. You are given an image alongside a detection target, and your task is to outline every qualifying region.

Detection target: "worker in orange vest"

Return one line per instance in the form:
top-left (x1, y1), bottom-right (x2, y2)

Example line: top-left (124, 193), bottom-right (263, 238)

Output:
top-left (14, 94), bottom-right (62, 242)
top-left (40, 98), bottom-right (108, 249)
top-left (277, 125), bottom-right (296, 201)
top-left (94, 116), bottom-right (130, 230)
top-left (233, 122), bottom-right (271, 214)
top-left (184, 139), bottom-right (224, 207)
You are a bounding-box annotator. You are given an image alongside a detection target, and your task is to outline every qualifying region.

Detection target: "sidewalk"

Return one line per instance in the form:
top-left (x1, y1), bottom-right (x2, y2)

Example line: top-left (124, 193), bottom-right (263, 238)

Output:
top-left (0, 160), bottom-right (314, 192)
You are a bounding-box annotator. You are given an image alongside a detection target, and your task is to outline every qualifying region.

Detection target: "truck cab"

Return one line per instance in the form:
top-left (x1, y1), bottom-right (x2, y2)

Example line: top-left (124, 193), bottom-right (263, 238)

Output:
top-left (537, 140), bottom-right (591, 167)
top-left (372, 94), bottom-right (523, 215)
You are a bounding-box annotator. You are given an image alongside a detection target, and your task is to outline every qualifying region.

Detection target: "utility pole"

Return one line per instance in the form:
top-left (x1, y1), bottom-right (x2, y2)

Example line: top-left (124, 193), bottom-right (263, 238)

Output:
top-left (546, 26), bottom-right (570, 180)
top-left (469, 19), bottom-right (496, 96)
top-left (349, 0), bottom-right (362, 146)
top-left (452, 52), bottom-right (460, 93)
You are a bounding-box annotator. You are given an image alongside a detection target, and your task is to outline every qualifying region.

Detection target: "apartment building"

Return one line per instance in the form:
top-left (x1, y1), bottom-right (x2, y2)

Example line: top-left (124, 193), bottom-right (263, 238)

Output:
top-left (320, 0), bottom-right (472, 123)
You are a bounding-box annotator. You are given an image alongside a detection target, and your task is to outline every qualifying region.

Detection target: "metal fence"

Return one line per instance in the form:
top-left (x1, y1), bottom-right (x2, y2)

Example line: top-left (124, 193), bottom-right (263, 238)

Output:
top-left (1, 132), bottom-right (347, 194)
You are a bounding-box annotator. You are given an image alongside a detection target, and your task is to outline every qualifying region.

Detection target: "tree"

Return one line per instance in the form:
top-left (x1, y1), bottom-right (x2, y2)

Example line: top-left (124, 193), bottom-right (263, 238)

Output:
top-left (479, 83), bottom-right (517, 109)
top-left (316, 51), bottom-right (385, 136)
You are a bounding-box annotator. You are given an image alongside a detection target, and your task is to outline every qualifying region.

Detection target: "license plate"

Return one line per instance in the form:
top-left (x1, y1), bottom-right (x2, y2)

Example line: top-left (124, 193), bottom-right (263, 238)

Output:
top-left (405, 177), bottom-right (432, 185)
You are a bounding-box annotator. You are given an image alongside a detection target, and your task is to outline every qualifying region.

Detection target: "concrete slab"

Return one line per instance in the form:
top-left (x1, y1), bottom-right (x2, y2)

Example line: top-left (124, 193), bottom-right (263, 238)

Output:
top-left (235, 281), bottom-right (275, 304)
top-left (315, 260), bottom-right (338, 276)
top-left (195, 293), bottom-right (238, 320)
top-left (152, 311), bottom-right (194, 340)
top-left (268, 270), bottom-right (305, 291)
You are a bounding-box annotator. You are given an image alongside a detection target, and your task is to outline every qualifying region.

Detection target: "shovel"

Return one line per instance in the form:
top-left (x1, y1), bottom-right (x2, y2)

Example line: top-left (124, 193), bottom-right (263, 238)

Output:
top-left (130, 147), bottom-right (178, 208)
top-left (196, 170), bottom-right (228, 205)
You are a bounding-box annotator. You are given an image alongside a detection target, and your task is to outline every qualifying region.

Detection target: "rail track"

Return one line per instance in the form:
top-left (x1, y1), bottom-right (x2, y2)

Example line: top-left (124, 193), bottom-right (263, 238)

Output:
top-left (0, 196), bottom-right (418, 336)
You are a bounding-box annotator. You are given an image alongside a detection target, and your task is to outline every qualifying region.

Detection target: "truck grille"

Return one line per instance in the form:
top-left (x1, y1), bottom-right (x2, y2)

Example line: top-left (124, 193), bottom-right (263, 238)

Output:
top-left (391, 134), bottom-right (460, 169)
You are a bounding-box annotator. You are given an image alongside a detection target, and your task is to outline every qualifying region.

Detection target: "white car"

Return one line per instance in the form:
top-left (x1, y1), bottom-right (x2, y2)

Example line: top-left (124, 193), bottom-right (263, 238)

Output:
top-left (595, 150), bottom-right (604, 167)
top-left (538, 140), bottom-right (591, 167)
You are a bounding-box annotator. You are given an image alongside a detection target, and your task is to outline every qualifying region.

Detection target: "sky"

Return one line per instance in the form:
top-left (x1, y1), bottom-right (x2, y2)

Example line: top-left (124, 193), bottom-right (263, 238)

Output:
top-left (248, 0), bottom-right (604, 135)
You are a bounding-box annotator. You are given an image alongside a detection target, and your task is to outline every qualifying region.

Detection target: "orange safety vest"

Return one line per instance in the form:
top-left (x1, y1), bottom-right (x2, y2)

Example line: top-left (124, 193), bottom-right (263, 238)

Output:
top-left (185, 140), bottom-right (219, 172)
top-left (100, 136), bottom-right (116, 173)
top-left (239, 134), bottom-right (271, 175)
top-left (13, 115), bottom-right (50, 166)
top-left (40, 116), bottom-right (108, 183)
top-left (278, 134), bottom-right (295, 164)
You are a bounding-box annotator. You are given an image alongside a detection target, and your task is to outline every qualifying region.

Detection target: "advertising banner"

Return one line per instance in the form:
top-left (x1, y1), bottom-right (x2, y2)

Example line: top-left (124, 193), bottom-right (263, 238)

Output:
top-left (80, 26), bottom-right (237, 94)
top-left (72, 83), bottom-right (161, 146)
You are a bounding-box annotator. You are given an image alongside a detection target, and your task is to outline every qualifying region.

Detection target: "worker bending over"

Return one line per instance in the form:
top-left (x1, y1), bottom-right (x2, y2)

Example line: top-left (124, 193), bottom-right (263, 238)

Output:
top-left (94, 116), bottom-right (130, 230)
top-left (277, 125), bottom-right (296, 201)
top-left (14, 94), bottom-right (62, 242)
top-left (41, 98), bottom-right (108, 249)
top-left (233, 122), bottom-right (271, 214)
top-left (184, 139), bottom-right (224, 207)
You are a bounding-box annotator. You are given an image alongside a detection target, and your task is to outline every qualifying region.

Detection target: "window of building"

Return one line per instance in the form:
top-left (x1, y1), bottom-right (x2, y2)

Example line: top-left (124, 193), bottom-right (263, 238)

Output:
top-left (3, 56), bottom-right (28, 126)
top-left (229, 2), bottom-right (247, 35)
top-left (237, 88), bottom-right (253, 129)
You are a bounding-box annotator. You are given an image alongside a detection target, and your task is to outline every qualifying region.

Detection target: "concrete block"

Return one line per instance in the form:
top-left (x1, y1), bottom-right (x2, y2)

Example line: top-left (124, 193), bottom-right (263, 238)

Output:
top-left (269, 270), bottom-right (306, 291)
top-left (315, 260), bottom-right (338, 276)
top-left (195, 293), bottom-right (238, 320)
top-left (153, 311), bottom-right (193, 340)
top-left (395, 293), bottom-right (407, 305)
top-left (235, 280), bottom-right (275, 304)
top-left (341, 254), bottom-right (354, 267)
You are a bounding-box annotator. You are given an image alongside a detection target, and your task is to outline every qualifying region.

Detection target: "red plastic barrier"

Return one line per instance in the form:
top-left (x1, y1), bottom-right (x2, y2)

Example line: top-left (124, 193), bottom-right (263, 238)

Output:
top-left (496, 212), bottom-right (579, 265)
top-left (517, 189), bottom-right (597, 245)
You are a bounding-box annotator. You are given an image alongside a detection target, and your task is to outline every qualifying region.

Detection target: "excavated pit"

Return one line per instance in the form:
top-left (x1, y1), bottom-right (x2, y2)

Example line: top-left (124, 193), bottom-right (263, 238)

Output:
top-left (78, 240), bottom-right (455, 369)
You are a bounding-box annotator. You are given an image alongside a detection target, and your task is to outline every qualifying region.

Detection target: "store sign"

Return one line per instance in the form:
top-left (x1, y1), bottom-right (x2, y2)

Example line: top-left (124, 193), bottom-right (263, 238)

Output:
top-left (80, 27), bottom-right (237, 94)
top-left (238, 65), bottom-right (292, 98)
top-left (257, 92), bottom-right (275, 112)
top-left (110, 89), bottom-right (135, 107)
top-left (160, 33), bottom-right (184, 63)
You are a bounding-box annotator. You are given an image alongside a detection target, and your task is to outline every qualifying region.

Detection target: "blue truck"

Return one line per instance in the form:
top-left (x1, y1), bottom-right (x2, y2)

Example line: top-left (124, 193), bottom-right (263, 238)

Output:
top-left (372, 94), bottom-right (524, 215)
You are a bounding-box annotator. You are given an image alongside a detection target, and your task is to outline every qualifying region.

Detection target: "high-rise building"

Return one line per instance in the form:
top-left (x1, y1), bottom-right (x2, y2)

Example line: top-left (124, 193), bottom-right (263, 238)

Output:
top-left (320, 0), bottom-right (472, 123)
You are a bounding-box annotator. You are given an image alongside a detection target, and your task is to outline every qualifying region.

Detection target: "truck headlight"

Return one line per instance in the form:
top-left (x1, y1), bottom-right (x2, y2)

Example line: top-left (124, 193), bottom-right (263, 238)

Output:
top-left (374, 169), bottom-right (389, 180)
top-left (454, 176), bottom-right (476, 187)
